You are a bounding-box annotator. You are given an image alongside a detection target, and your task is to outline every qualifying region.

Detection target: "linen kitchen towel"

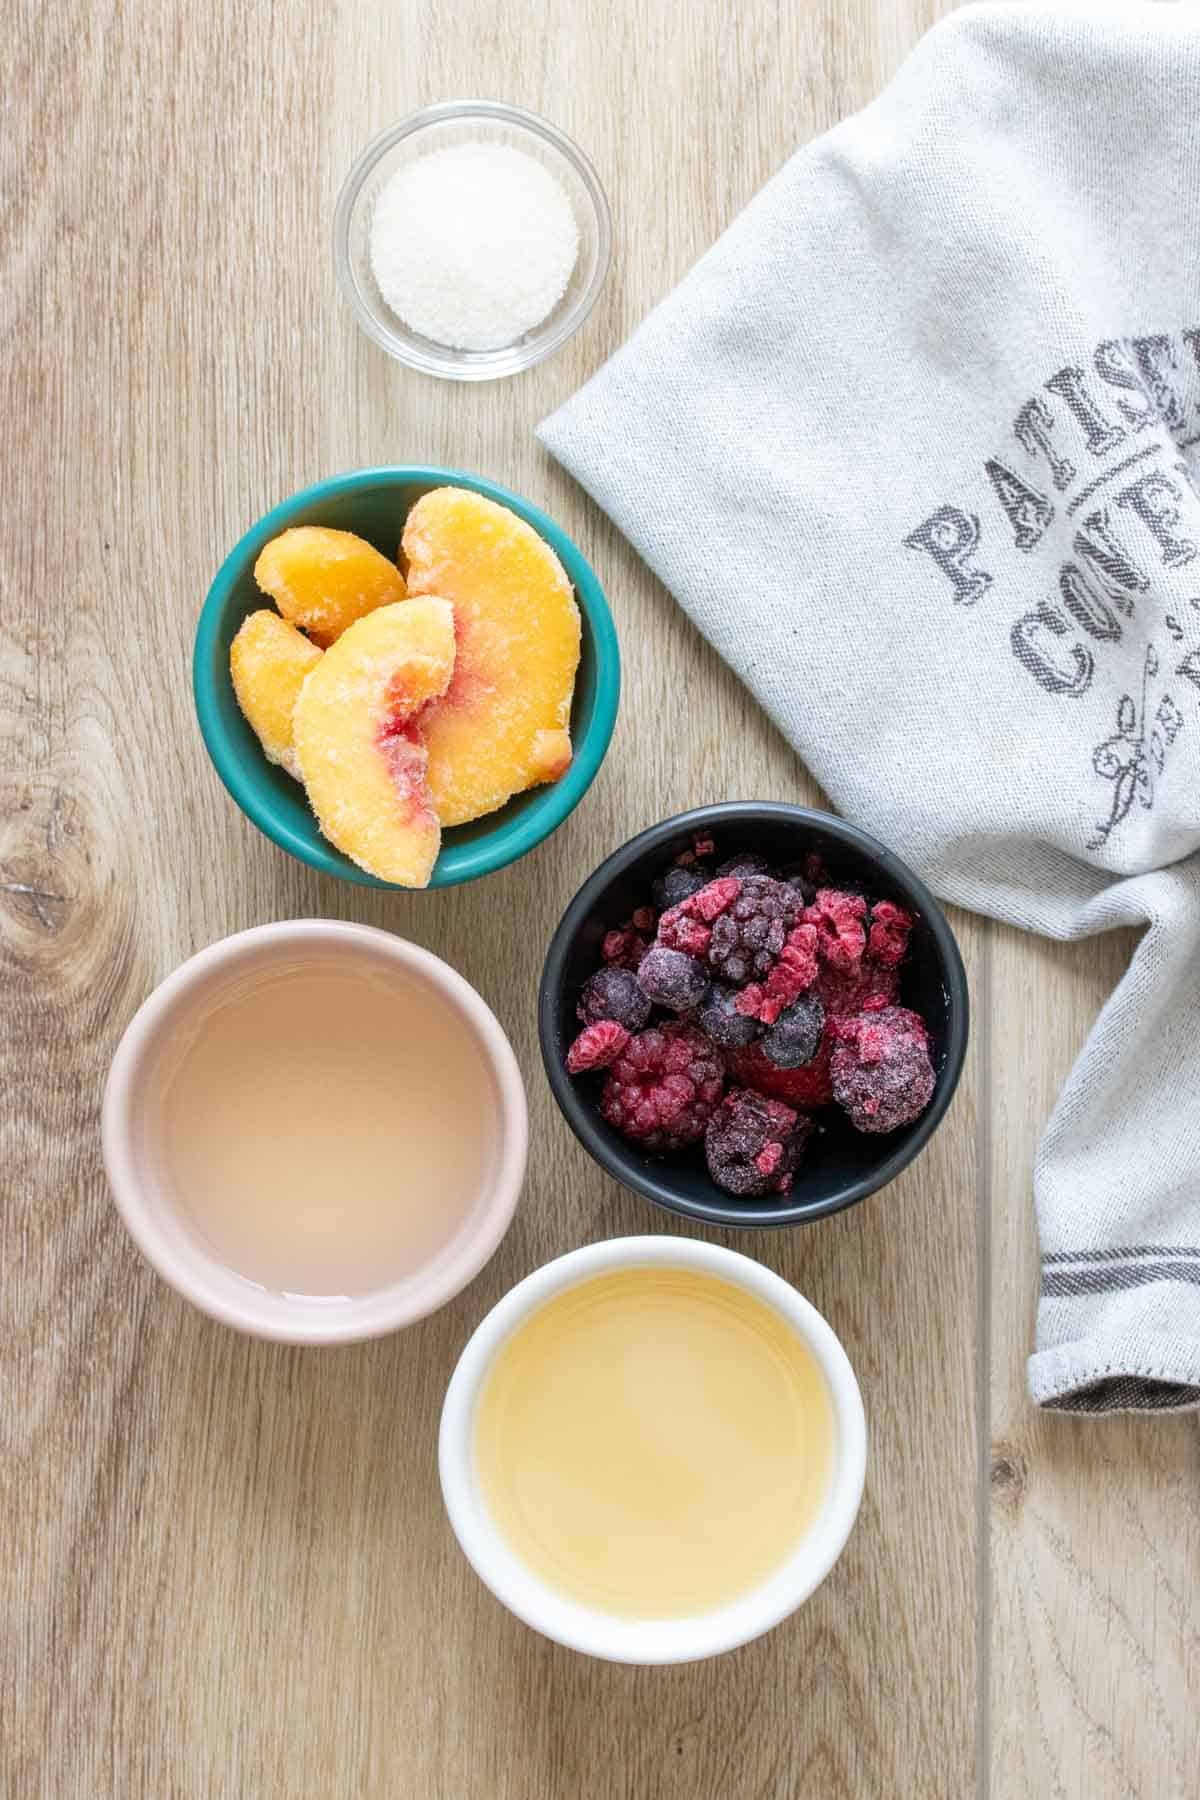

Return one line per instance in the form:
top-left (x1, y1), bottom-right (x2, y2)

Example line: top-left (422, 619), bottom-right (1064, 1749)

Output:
top-left (540, 0), bottom-right (1200, 1410)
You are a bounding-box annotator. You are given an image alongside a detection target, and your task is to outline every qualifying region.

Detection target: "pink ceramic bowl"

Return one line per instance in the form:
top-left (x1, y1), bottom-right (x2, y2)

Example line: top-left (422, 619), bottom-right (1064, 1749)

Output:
top-left (101, 921), bottom-right (528, 1343)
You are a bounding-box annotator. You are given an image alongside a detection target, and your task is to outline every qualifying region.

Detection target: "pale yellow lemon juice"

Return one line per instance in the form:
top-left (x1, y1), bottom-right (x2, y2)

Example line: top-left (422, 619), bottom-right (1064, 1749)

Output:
top-left (474, 1266), bottom-right (835, 1619)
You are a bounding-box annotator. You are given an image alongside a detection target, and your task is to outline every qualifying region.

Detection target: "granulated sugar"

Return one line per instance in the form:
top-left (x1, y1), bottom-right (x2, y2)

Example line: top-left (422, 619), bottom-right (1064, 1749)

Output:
top-left (369, 142), bottom-right (579, 352)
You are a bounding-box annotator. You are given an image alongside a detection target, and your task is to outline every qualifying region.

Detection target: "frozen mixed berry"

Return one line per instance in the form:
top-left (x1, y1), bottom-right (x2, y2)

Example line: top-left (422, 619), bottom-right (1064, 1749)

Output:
top-left (805, 888), bottom-right (868, 973)
top-left (704, 1088), bottom-right (815, 1197)
top-left (652, 863), bottom-right (710, 911)
top-left (637, 946), bottom-right (710, 1012)
top-left (566, 1021), bottom-right (631, 1074)
top-left (600, 1023), bottom-right (725, 1152)
top-left (697, 981), bottom-right (762, 1050)
top-left (830, 1005), bottom-right (936, 1134)
top-left (866, 899), bottom-right (913, 968)
top-left (716, 851), bottom-right (770, 879)
top-left (761, 994), bottom-right (825, 1068)
top-left (706, 875), bottom-right (799, 988)
top-left (569, 837), bottom-right (936, 1192)
top-left (577, 967), bottom-right (652, 1033)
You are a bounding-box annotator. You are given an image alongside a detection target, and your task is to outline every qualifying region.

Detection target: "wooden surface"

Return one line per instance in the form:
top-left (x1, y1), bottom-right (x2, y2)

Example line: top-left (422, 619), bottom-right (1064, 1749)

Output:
top-left (3, 1), bottom-right (1197, 1795)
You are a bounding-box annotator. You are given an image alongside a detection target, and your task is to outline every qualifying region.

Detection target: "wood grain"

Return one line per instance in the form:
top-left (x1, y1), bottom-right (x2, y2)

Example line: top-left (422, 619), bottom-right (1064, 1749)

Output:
top-left (0, 0), bottom-right (1191, 1795)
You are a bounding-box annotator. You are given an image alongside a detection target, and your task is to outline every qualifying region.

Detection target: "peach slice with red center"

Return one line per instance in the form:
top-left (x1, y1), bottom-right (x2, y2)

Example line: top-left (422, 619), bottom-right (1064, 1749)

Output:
top-left (292, 598), bottom-right (456, 888)
top-left (229, 609), bottom-right (322, 779)
top-left (401, 487), bottom-right (581, 827)
top-left (254, 526), bottom-right (406, 644)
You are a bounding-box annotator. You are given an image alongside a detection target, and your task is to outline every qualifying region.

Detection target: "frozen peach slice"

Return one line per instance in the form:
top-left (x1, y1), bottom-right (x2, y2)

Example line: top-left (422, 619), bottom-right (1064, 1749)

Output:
top-left (292, 598), bottom-right (455, 888)
top-left (402, 487), bottom-right (581, 827)
top-left (254, 526), bottom-right (406, 643)
top-left (229, 609), bottom-right (322, 780)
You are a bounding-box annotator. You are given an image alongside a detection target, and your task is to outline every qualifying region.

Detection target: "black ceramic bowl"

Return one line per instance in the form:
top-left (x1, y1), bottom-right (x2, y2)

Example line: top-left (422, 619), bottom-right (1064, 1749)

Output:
top-left (538, 803), bottom-right (969, 1229)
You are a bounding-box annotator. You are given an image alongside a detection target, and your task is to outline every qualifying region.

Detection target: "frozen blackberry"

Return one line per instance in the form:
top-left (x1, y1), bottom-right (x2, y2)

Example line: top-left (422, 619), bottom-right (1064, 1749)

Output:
top-left (577, 967), bottom-right (652, 1033)
top-left (600, 1023), bottom-right (725, 1152)
top-left (697, 982), bottom-right (761, 1050)
top-left (566, 1021), bottom-right (630, 1074)
top-left (716, 851), bottom-right (770, 879)
top-left (761, 994), bottom-right (825, 1068)
top-left (706, 875), bottom-right (799, 988)
top-left (637, 947), bottom-right (710, 1012)
top-left (704, 1088), bottom-right (815, 1197)
top-left (652, 863), bottom-right (710, 911)
top-left (830, 1005), bottom-right (935, 1134)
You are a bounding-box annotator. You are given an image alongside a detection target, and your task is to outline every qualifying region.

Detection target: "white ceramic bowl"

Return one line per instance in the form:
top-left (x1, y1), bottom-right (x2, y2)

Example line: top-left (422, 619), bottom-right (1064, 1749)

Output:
top-left (439, 1236), bottom-right (867, 1663)
top-left (102, 921), bottom-right (528, 1343)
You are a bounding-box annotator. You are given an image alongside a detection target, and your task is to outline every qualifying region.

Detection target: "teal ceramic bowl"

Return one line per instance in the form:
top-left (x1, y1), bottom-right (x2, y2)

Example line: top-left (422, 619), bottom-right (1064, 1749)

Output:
top-left (194, 467), bottom-right (620, 888)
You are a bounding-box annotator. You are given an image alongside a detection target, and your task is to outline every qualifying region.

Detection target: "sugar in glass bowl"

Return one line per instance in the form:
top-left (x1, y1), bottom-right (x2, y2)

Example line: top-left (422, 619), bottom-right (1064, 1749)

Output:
top-left (333, 102), bottom-right (612, 381)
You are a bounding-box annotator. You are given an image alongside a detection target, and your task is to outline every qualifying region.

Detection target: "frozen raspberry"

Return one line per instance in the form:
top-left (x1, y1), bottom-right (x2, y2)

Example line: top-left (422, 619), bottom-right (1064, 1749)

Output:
top-left (577, 968), bottom-right (652, 1033)
top-left (684, 876), bottom-right (743, 923)
top-left (697, 982), bottom-right (762, 1050)
top-left (637, 946), bottom-right (710, 1012)
top-left (704, 1088), bottom-right (815, 1197)
top-left (805, 889), bottom-right (868, 973)
top-left (601, 1023), bottom-right (725, 1152)
top-left (867, 899), bottom-right (913, 968)
top-left (706, 875), bottom-right (799, 988)
top-left (601, 919), bottom-right (653, 969)
top-left (716, 851), bottom-right (770, 879)
top-left (830, 1005), bottom-right (936, 1134)
top-left (652, 863), bottom-right (710, 911)
top-left (566, 1021), bottom-right (631, 1074)
top-left (726, 1037), bottom-right (835, 1109)
top-left (761, 994), bottom-right (825, 1068)
top-left (734, 920), bottom-right (820, 1024)
top-left (656, 906), bottom-right (713, 958)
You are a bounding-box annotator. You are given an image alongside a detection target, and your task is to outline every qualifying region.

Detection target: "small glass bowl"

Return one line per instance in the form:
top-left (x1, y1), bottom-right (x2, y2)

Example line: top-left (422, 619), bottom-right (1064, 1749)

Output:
top-left (333, 101), bottom-right (612, 381)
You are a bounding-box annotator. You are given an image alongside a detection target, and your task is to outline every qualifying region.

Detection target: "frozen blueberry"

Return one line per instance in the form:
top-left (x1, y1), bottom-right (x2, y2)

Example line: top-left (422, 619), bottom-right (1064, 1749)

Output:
top-left (696, 982), bottom-right (761, 1050)
top-left (779, 866), bottom-right (817, 905)
top-left (577, 967), bottom-right (653, 1033)
top-left (651, 863), bottom-right (710, 910)
top-left (636, 946), bottom-right (710, 1012)
top-left (761, 994), bottom-right (825, 1068)
top-left (716, 851), bottom-right (770, 880)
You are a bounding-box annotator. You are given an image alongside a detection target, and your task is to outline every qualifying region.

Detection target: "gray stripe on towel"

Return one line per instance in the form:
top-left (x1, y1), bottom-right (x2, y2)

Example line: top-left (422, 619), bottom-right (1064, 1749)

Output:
top-left (1042, 1245), bottom-right (1200, 1265)
top-left (1043, 1261), bottom-right (1200, 1297)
